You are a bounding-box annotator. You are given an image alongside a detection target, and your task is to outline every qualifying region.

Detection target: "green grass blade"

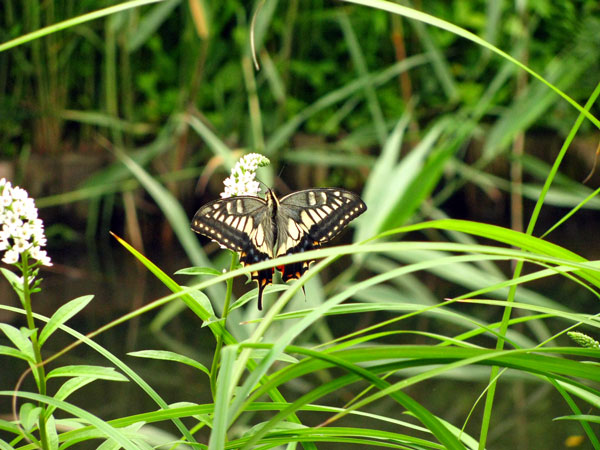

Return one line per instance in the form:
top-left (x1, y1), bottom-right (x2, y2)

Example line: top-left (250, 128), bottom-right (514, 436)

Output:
top-left (127, 350), bottom-right (210, 376)
top-left (126, 0), bottom-right (180, 52)
top-left (208, 345), bottom-right (236, 450)
top-left (39, 295), bottom-right (94, 347)
top-left (0, 391), bottom-right (141, 450)
top-left (0, 0), bottom-right (164, 53)
top-left (338, 12), bottom-right (387, 146)
top-left (46, 365), bottom-right (128, 381)
top-left (341, 0), bottom-right (600, 129)
top-left (356, 113), bottom-right (409, 242)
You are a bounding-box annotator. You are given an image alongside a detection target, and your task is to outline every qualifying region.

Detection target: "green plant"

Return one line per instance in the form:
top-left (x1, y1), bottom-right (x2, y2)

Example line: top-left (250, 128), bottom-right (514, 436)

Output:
top-left (3, 0), bottom-right (600, 449)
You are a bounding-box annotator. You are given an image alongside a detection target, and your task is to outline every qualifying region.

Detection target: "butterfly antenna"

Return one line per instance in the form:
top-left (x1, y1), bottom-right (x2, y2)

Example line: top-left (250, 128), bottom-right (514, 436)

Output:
top-left (273, 164), bottom-right (292, 194)
top-left (277, 163), bottom-right (286, 179)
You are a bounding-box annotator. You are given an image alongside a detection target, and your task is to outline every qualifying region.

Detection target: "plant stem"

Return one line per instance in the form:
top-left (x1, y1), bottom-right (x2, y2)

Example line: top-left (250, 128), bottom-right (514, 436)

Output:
top-left (210, 252), bottom-right (237, 399)
top-left (21, 253), bottom-right (50, 450)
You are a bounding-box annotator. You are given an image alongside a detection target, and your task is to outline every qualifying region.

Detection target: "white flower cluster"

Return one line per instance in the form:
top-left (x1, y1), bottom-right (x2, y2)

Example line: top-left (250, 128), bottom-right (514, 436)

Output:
top-left (0, 179), bottom-right (52, 267)
top-left (220, 153), bottom-right (270, 198)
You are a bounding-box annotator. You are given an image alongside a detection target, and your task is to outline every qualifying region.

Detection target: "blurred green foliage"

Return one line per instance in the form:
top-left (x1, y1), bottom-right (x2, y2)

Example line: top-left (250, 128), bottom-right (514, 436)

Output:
top-left (2, 0), bottom-right (600, 261)
top-left (2, 0), bottom-right (599, 159)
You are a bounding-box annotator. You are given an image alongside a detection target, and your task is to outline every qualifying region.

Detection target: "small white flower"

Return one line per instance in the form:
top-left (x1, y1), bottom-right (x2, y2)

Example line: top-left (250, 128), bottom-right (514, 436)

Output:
top-left (0, 178), bottom-right (51, 267)
top-left (12, 187), bottom-right (27, 201)
top-left (30, 247), bottom-right (52, 267)
top-left (13, 238), bottom-right (31, 253)
top-left (220, 153), bottom-right (270, 199)
top-left (16, 226), bottom-right (32, 240)
top-left (12, 201), bottom-right (26, 216)
top-left (3, 249), bottom-right (18, 264)
top-left (5, 214), bottom-right (22, 229)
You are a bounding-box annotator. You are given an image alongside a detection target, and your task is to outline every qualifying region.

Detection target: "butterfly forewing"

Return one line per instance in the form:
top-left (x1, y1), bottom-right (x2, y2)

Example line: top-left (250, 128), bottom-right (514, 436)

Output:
top-left (191, 196), bottom-right (272, 255)
top-left (276, 188), bottom-right (366, 255)
top-left (191, 196), bottom-right (276, 309)
top-left (275, 188), bottom-right (367, 281)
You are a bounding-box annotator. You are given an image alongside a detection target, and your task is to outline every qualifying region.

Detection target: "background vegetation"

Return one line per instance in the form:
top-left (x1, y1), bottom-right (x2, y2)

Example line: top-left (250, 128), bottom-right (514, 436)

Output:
top-left (1, 0), bottom-right (600, 449)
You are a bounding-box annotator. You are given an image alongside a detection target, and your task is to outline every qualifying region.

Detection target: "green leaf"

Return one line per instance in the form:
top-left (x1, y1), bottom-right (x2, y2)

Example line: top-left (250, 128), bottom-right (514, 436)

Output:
top-left (554, 414), bottom-right (600, 424)
top-left (0, 344), bottom-right (33, 362)
top-left (128, 350), bottom-right (210, 377)
top-left (110, 233), bottom-right (223, 338)
top-left (45, 415), bottom-right (59, 450)
top-left (393, 219), bottom-right (600, 287)
top-left (265, 55), bottom-right (428, 155)
top-left (242, 420), bottom-right (306, 438)
top-left (98, 422), bottom-right (152, 450)
top-left (20, 403), bottom-right (42, 433)
top-left (0, 268), bottom-right (24, 301)
top-left (175, 267), bottom-right (223, 276)
top-left (150, 288), bottom-right (215, 331)
top-left (0, 0), bottom-right (167, 53)
top-left (0, 323), bottom-right (34, 359)
top-left (186, 115), bottom-right (237, 169)
top-left (39, 295), bottom-right (94, 347)
top-left (377, 119), bottom-right (451, 232)
top-left (338, 12), bottom-right (387, 146)
top-left (208, 345), bottom-right (237, 450)
top-left (126, 0), bottom-right (179, 52)
top-left (46, 365), bottom-right (128, 382)
top-left (112, 148), bottom-right (225, 303)
top-left (46, 377), bottom-right (96, 418)
top-left (356, 114), bottom-right (409, 242)
top-left (2, 296), bottom-right (198, 445)
top-left (97, 438), bottom-right (121, 450)
top-left (4, 391), bottom-right (140, 449)
top-left (54, 377), bottom-right (95, 402)
top-left (248, 349), bottom-right (299, 364)
top-left (340, 0), bottom-right (600, 128)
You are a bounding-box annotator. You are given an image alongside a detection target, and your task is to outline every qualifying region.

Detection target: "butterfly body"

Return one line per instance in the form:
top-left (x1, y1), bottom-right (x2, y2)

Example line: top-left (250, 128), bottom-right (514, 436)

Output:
top-left (191, 188), bottom-right (366, 309)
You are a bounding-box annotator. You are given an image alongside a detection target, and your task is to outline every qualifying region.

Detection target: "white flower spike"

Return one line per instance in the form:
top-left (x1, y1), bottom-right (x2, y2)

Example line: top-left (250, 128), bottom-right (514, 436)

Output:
top-left (220, 153), bottom-right (270, 199)
top-left (0, 179), bottom-right (52, 267)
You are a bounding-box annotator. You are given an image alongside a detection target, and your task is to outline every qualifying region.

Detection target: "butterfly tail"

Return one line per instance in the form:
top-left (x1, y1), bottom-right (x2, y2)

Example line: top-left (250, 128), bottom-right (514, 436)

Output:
top-left (257, 284), bottom-right (264, 310)
top-left (256, 275), bottom-right (271, 310)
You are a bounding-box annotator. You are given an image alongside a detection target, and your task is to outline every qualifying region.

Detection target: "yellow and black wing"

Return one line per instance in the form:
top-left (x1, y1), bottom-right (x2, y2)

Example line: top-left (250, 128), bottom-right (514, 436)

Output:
top-left (275, 188), bottom-right (367, 282)
top-left (191, 188), bottom-right (366, 309)
top-left (191, 195), bottom-right (275, 310)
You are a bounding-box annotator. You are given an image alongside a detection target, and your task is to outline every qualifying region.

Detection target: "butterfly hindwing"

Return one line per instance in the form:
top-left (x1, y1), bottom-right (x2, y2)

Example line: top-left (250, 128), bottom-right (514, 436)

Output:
top-left (191, 196), bottom-right (276, 309)
top-left (275, 188), bottom-right (367, 282)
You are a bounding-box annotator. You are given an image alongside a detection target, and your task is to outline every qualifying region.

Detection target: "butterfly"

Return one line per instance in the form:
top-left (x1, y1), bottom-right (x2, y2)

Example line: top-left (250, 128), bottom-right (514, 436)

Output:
top-left (191, 188), bottom-right (366, 309)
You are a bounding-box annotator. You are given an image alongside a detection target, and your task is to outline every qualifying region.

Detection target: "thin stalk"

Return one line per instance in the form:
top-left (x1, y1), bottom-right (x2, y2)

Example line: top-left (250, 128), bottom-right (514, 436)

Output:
top-left (21, 253), bottom-right (49, 450)
top-left (508, 9), bottom-right (530, 449)
top-left (210, 252), bottom-right (237, 398)
top-left (391, 14), bottom-right (412, 105)
top-left (242, 56), bottom-right (265, 153)
top-left (104, 19), bottom-right (122, 148)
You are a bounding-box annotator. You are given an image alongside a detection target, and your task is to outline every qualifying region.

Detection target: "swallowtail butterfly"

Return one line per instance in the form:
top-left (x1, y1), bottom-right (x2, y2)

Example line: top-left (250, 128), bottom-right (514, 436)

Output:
top-left (191, 188), bottom-right (366, 309)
